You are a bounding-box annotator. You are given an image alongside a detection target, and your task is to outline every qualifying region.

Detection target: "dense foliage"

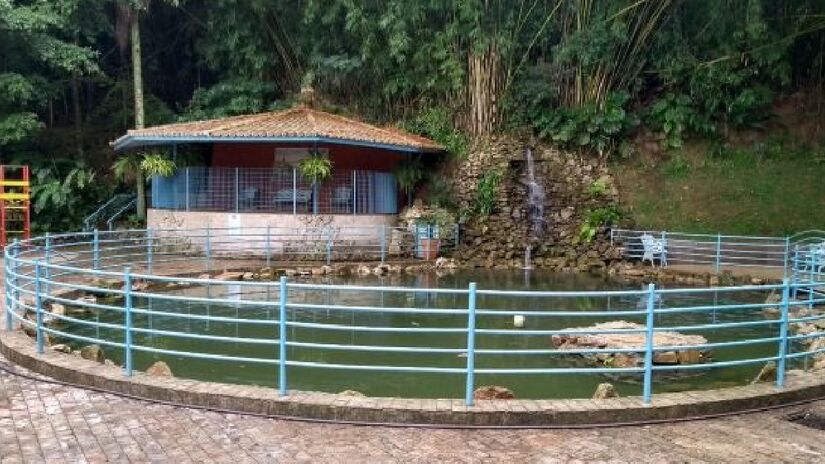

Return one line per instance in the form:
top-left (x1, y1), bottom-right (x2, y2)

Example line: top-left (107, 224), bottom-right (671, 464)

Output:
top-left (1, 0), bottom-right (824, 231)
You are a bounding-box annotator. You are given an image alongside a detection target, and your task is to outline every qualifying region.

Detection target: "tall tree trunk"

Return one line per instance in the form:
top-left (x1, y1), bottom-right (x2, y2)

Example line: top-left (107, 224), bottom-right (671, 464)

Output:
top-left (71, 77), bottom-right (84, 161)
top-left (131, 7), bottom-right (146, 220)
top-left (467, 43), bottom-right (501, 136)
top-left (131, 11), bottom-right (145, 130)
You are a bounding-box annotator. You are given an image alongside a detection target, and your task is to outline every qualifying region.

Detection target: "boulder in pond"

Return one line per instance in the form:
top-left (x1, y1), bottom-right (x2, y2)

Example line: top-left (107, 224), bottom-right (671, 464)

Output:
top-left (551, 320), bottom-right (711, 368)
top-left (592, 383), bottom-right (620, 399)
top-left (145, 361), bottom-right (173, 377)
top-left (473, 385), bottom-right (515, 400)
top-left (80, 344), bottom-right (105, 363)
top-left (51, 344), bottom-right (72, 354)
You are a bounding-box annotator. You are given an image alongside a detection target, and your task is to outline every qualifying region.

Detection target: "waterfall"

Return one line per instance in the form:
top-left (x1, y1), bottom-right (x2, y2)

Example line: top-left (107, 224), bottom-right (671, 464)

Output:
top-left (523, 147), bottom-right (547, 269)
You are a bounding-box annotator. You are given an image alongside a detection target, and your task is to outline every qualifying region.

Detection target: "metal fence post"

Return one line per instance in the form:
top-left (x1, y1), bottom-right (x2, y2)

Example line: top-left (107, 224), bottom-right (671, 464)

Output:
top-left (326, 227), bottom-right (333, 265)
top-left (4, 250), bottom-right (11, 331)
top-left (124, 266), bottom-right (133, 377)
top-left (292, 167), bottom-right (297, 215)
top-left (380, 224), bottom-right (387, 263)
top-left (352, 170), bottom-right (357, 215)
top-left (782, 236), bottom-right (790, 280)
top-left (93, 229), bottom-right (100, 270)
top-left (279, 276), bottom-right (288, 396)
top-left (35, 261), bottom-right (44, 354)
top-left (146, 228), bottom-right (154, 273)
top-left (643, 283), bottom-right (656, 404)
top-left (809, 252), bottom-right (817, 309)
top-left (12, 240), bottom-right (20, 318)
top-left (234, 167), bottom-right (240, 213)
top-left (205, 226), bottom-right (212, 271)
top-left (465, 282), bottom-right (477, 406)
top-left (185, 167), bottom-right (190, 211)
top-left (453, 223), bottom-right (460, 250)
top-left (660, 231), bottom-right (667, 267)
top-left (715, 233), bottom-right (722, 273)
top-left (792, 246), bottom-right (800, 300)
top-left (44, 233), bottom-right (51, 296)
top-left (266, 224), bottom-right (272, 268)
top-left (777, 278), bottom-right (791, 388)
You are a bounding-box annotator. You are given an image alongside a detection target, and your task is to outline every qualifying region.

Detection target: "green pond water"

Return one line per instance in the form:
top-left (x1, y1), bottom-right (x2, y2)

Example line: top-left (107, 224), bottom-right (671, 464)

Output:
top-left (62, 270), bottom-right (787, 399)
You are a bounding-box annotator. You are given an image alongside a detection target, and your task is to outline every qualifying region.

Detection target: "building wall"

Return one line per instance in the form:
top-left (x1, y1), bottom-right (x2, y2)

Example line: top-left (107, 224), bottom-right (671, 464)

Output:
top-left (211, 143), bottom-right (406, 171)
top-left (147, 208), bottom-right (399, 256)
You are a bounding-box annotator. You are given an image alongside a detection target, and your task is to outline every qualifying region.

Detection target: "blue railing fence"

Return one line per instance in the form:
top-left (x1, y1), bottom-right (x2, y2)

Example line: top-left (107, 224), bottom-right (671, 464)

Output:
top-left (4, 229), bottom-right (825, 404)
top-left (151, 166), bottom-right (399, 215)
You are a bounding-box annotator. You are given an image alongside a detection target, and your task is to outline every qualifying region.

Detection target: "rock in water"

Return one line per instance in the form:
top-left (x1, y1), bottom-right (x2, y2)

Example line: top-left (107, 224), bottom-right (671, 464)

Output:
top-left (592, 383), bottom-right (619, 399)
top-left (752, 361), bottom-right (777, 383)
top-left (551, 320), bottom-right (711, 368)
top-left (473, 385), bottom-right (516, 400)
top-left (51, 344), bottom-right (72, 354)
top-left (80, 344), bottom-right (105, 363)
top-left (146, 361), bottom-right (173, 377)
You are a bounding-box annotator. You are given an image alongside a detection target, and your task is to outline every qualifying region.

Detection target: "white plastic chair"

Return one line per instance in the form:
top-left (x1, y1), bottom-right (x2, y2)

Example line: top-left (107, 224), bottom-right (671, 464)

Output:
top-left (640, 233), bottom-right (667, 267)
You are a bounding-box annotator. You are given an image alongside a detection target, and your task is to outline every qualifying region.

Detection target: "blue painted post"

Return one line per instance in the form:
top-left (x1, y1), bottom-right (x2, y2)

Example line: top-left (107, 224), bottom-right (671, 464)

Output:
top-left (146, 229), bottom-right (154, 273)
top-left (643, 283), bottom-right (656, 404)
top-left (185, 167), bottom-right (190, 211)
top-left (352, 170), bottom-right (357, 215)
top-left (266, 224), bottom-right (272, 268)
top-left (35, 261), bottom-right (44, 354)
top-left (234, 167), bottom-right (240, 213)
top-left (326, 228), bottom-right (332, 265)
top-left (292, 168), bottom-right (297, 215)
top-left (93, 229), bottom-right (100, 270)
top-left (782, 236), bottom-right (790, 280)
top-left (464, 282), bottom-right (477, 406)
top-left (777, 278), bottom-right (791, 388)
top-left (44, 233), bottom-right (51, 297)
top-left (715, 233), bottom-right (721, 273)
top-left (279, 276), bottom-right (288, 396)
top-left (809, 252), bottom-right (817, 310)
top-left (124, 267), bottom-right (133, 377)
top-left (793, 247), bottom-right (800, 300)
top-left (380, 224), bottom-right (386, 263)
top-left (11, 240), bottom-right (20, 318)
top-left (4, 250), bottom-right (11, 331)
top-left (660, 231), bottom-right (667, 267)
top-left (609, 228), bottom-right (614, 246)
top-left (205, 226), bottom-right (212, 271)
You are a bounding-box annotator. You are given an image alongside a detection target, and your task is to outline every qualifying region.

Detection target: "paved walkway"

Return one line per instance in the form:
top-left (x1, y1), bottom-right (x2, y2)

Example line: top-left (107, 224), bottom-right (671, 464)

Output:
top-left (1, 354), bottom-right (825, 463)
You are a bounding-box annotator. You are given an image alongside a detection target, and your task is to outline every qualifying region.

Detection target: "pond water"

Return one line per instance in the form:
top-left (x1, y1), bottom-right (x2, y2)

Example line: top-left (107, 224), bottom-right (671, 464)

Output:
top-left (61, 270), bottom-right (786, 399)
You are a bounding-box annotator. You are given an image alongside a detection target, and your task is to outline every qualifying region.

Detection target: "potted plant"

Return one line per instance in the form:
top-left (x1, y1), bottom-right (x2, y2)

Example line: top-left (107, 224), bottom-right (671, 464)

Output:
top-left (416, 206), bottom-right (456, 260)
top-left (298, 152), bottom-right (332, 214)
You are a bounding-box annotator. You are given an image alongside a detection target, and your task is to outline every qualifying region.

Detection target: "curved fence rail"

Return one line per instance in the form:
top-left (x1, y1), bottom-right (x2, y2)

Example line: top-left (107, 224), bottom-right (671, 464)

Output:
top-left (3, 229), bottom-right (825, 405)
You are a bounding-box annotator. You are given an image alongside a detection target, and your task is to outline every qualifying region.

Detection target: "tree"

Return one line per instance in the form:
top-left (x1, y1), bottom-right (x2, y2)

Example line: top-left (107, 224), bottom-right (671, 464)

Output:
top-left (112, 151), bottom-right (176, 220)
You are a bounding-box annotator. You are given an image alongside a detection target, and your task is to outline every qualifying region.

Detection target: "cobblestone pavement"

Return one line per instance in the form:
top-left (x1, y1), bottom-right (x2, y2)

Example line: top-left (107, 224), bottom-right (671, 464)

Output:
top-left (0, 355), bottom-right (824, 463)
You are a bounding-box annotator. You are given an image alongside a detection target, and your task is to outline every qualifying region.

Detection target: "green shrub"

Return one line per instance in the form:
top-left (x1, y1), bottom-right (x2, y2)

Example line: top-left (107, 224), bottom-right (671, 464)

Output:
top-left (533, 92), bottom-right (636, 158)
top-left (475, 170), bottom-right (502, 217)
top-left (661, 155), bottom-right (692, 179)
top-left (586, 176), bottom-right (611, 197)
top-left (577, 206), bottom-right (622, 244)
top-left (401, 107), bottom-right (469, 157)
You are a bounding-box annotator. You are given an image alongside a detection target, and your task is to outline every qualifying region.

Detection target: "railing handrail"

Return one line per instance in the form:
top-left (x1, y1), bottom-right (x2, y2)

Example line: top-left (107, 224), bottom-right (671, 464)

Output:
top-left (4, 229), bottom-right (825, 405)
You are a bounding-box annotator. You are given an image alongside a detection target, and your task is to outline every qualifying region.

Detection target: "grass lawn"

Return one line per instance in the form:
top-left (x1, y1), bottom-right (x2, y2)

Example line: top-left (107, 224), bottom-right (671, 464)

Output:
top-left (614, 143), bottom-right (825, 236)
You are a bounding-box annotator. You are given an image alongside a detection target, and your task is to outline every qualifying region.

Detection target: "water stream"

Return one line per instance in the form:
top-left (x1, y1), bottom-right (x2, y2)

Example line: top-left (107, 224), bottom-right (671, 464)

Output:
top-left (523, 147), bottom-right (547, 269)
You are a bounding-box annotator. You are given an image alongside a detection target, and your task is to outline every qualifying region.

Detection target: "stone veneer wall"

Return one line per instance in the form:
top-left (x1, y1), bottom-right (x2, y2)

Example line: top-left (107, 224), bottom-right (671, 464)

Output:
top-left (450, 136), bottom-right (621, 270)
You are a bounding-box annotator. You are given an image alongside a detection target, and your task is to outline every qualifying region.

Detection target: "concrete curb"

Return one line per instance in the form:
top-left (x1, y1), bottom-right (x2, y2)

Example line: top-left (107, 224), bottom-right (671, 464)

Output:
top-left (3, 329), bottom-right (824, 427)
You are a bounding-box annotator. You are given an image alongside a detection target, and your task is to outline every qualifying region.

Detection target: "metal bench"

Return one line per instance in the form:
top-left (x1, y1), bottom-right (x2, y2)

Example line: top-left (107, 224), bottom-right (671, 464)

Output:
top-left (640, 233), bottom-right (667, 267)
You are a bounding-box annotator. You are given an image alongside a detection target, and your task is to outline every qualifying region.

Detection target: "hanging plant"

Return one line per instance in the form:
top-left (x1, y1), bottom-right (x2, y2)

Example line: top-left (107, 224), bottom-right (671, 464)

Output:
top-left (298, 152), bottom-right (333, 185)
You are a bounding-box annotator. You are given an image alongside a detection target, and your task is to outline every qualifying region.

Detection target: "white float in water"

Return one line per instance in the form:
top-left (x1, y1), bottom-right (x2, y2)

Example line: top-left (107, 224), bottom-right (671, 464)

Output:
top-left (514, 314), bottom-right (525, 328)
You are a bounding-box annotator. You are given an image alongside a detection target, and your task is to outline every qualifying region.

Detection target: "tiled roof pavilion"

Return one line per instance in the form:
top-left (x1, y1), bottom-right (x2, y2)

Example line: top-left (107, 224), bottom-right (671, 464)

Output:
top-left (112, 106), bottom-right (443, 153)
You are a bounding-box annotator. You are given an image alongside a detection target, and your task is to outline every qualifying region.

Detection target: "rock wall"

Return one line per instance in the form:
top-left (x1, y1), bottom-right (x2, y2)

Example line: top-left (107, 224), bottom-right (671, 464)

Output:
top-left (450, 136), bottom-right (621, 270)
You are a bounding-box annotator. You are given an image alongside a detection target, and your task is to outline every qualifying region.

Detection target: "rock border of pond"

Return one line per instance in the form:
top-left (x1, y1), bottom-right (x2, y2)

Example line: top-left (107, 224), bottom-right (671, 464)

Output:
top-left (3, 326), bottom-right (825, 427)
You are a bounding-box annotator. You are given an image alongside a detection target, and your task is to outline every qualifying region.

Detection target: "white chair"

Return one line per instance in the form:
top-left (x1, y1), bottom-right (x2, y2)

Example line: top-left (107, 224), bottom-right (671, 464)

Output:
top-left (640, 233), bottom-right (667, 267)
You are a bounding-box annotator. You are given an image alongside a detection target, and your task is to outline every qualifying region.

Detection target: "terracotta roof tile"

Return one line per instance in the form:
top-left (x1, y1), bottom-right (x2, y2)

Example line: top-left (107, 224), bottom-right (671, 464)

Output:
top-left (114, 106), bottom-right (443, 151)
